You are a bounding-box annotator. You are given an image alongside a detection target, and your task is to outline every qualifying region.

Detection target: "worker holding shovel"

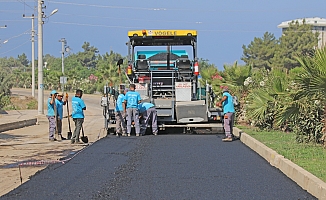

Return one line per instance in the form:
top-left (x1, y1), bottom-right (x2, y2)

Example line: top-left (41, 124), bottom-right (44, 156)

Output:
top-left (55, 93), bottom-right (67, 140)
top-left (47, 90), bottom-right (58, 141)
top-left (71, 89), bottom-right (86, 144)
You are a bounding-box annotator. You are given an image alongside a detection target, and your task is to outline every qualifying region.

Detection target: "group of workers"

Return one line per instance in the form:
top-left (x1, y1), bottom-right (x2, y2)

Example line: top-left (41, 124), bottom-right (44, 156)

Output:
top-left (46, 84), bottom-right (235, 142)
top-left (114, 83), bottom-right (235, 141)
top-left (47, 89), bottom-right (86, 144)
top-left (115, 83), bottom-right (158, 137)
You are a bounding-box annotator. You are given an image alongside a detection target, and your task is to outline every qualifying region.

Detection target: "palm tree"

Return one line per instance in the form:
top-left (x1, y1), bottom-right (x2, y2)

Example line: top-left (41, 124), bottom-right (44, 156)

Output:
top-left (203, 62), bottom-right (253, 123)
top-left (272, 47), bottom-right (326, 143)
top-left (294, 47), bottom-right (326, 144)
top-left (219, 62), bottom-right (252, 92)
top-left (246, 68), bottom-right (290, 129)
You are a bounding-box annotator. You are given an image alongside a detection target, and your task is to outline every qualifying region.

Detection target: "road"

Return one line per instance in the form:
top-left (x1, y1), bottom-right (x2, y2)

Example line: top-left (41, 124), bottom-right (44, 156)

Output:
top-left (1, 135), bottom-right (315, 199)
top-left (0, 89), bottom-right (316, 199)
top-left (0, 88), bottom-right (107, 196)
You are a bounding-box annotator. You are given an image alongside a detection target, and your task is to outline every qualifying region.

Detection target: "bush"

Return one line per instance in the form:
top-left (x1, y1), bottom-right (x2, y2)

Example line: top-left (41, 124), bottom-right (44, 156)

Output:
top-left (290, 103), bottom-right (324, 143)
top-left (0, 95), bottom-right (12, 110)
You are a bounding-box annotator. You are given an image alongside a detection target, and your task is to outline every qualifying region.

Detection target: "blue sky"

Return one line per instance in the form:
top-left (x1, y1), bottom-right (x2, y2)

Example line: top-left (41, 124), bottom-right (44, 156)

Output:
top-left (0, 0), bottom-right (326, 70)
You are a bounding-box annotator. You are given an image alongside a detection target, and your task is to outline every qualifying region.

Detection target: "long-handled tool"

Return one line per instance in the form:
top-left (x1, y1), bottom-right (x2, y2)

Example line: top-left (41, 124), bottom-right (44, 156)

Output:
top-left (81, 125), bottom-right (88, 143)
top-left (66, 93), bottom-right (73, 140)
top-left (53, 97), bottom-right (58, 140)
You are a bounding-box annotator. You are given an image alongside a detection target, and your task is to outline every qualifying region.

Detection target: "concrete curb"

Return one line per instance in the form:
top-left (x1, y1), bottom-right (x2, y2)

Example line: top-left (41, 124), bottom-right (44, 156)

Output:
top-left (233, 127), bottom-right (326, 200)
top-left (0, 119), bottom-right (37, 133)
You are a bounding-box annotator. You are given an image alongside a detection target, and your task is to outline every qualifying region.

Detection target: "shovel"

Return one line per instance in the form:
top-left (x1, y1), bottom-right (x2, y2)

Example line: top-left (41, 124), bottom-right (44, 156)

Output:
top-left (66, 93), bottom-right (72, 140)
top-left (53, 97), bottom-right (58, 140)
top-left (81, 125), bottom-right (88, 143)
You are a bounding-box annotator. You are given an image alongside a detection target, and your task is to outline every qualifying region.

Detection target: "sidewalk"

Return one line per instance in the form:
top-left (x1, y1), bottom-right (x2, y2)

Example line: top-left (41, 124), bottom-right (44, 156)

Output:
top-left (0, 110), bottom-right (38, 133)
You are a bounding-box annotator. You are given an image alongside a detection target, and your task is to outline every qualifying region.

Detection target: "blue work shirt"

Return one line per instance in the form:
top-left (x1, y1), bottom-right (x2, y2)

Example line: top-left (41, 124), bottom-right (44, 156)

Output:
top-left (71, 96), bottom-right (86, 118)
top-left (138, 102), bottom-right (155, 113)
top-left (47, 97), bottom-right (55, 117)
top-left (115, 94), bottom-right (125, 112)
top-left (124, 90), bottom-right (141, 108)
top-left (56, 99), bottom-right (64, 120)
top-left (222, 92), bottom-right (235, 114)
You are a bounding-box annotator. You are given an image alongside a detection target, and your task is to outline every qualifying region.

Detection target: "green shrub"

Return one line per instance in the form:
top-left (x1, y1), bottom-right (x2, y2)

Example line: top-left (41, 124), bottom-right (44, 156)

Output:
top-left (0, 95), bottom-right (11, 110)
top-left (290, 103), bottom-right (324, 143)
top-left (26, 100), bottom-right (38, 109)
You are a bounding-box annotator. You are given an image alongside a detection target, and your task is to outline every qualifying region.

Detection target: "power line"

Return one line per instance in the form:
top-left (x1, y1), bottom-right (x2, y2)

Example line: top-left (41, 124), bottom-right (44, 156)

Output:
top-left (16, 0), bottom-right (35, 11)
top-left (51, 21), bottom-right (139, 29)
top-left (2, 29), bottom-right (31, 43)
top-left (54, 12), bottom-right (286, 25)
top-left (50, 21), bottom-right (319, 34)
top-left (0, 0), bottom-right (34, 1)
top-left (0, 20), bottom-right (26, 23)
top-left (0, 11), bottom-right (279, 25)
top-left (50, 21), bottom-right (271, 33)
top-left (9, 29), bottom-right (31, 39)
top-left (47, 1), bottom-right (321, 13)
top-left (57, 13), bottom-right (203, 24)
top-left (0, 39), bottom-right (30, 55)
top-left (48, 1), bottom-right (161, 11)
top-left (0, 10), bottom-right (28, 13)
top-left (2, 1), bottom-right (326, 13)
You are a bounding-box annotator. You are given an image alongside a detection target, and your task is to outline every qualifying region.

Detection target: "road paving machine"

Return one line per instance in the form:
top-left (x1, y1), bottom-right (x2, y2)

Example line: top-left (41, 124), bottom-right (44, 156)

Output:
top-left (102, 30), bottom-right (224, 134)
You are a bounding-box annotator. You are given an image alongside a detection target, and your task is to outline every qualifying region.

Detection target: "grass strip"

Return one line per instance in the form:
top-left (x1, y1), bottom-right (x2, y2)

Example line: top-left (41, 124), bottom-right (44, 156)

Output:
top-left (237, 125), bottom-right (326, 182)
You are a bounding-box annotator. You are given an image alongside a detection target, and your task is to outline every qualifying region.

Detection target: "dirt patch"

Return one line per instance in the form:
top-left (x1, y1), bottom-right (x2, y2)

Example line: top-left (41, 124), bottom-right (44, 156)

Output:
top-left (4, 96), bottom-right (38, 110)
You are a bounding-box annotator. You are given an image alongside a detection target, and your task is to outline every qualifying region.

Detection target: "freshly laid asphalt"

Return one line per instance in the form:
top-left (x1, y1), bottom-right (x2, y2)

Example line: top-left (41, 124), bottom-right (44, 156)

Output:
top-left (1, 134), bottom-right (315, 200)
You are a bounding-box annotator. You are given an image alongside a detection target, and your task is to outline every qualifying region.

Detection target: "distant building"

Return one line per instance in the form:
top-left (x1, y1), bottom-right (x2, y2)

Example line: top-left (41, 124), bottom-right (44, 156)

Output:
top-left (278, 17), bottom-right (326, 48)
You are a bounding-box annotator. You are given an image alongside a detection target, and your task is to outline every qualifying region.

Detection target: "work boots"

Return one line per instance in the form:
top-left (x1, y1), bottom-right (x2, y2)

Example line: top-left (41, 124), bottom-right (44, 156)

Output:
top-left (59, 134), bottom-right (67, 140)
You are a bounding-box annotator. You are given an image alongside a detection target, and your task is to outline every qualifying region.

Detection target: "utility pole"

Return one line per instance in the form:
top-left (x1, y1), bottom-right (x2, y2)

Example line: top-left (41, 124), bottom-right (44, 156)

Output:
top-left (59, 38), bottom-right (67, 93)
top-left (36, 1), bottom-right (58, 115)
top-left (23, 14), bottom-right (35, 97)
top-left (37, 0), bottom-right (44, 115)
top-left (59, 38), bottom-right (66, 74)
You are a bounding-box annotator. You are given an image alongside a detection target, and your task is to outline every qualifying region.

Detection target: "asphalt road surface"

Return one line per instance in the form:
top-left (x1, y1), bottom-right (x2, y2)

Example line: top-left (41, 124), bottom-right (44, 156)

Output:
top-left (1, 133), bottom-right (315, 200)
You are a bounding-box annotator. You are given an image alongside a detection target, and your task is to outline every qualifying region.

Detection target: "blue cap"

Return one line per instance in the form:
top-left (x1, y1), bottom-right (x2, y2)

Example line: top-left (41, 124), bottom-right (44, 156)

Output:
top-left (50, 90), bottom-right (58, 95)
